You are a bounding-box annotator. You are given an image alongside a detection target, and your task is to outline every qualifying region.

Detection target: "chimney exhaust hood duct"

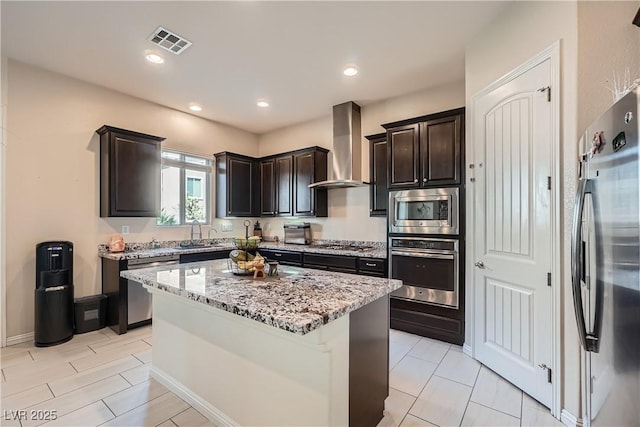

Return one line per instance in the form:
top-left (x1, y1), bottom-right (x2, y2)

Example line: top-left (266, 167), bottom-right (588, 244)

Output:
top-left (308, 101), bottom-right (367, 189)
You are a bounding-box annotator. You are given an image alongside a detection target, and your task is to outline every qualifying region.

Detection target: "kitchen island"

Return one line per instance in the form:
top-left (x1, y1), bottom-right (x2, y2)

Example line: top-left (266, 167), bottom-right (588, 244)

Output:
top-left (121, 259), bottom-right (402, 427)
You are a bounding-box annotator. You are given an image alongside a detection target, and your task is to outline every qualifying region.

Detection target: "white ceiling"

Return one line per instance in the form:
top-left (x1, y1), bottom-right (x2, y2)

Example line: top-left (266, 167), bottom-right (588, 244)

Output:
top-left (1, 1), bottom-right (510, 134)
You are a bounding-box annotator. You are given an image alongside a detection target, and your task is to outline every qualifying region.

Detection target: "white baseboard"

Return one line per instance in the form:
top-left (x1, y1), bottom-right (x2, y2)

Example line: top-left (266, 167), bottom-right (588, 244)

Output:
top-left (561, 409), bottom-right (584, 427)
top-left (463, 343), bottom-right (472, 357)
top-left (151, 365), bottom-right (239, 427)
top-left (5, 332), bottom-right (33, 347)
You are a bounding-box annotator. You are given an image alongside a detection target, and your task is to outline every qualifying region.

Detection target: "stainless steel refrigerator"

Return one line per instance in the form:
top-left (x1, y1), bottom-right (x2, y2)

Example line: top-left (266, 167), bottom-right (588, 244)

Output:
top-left (572, 85), bottom-right (640, 427)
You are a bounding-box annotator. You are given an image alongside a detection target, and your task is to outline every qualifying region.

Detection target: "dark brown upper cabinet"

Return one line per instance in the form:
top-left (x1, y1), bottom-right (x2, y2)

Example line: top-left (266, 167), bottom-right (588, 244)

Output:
top-left (387, 124), bottom-right (419, 189)
top-left (97, 125), bottom-right (164, 217)
top-left (215, 152), bottom-right (258, 218)
top-left (293, 147), bottom-right (328, 217)
top-left (259, 155), bottom-right (294, 217)
top-left (259, 159), bottom-right (276, 216)
top-left (384, 108), bottom-right (464, 189)
top-left (420, 115), bottom-right (462, 185)
top-left (366, 133), bottom-right (388, 216)
top-left (275, 155), bottom-right (294, 216)
top-left (217, 147), bottom-right (326, 219)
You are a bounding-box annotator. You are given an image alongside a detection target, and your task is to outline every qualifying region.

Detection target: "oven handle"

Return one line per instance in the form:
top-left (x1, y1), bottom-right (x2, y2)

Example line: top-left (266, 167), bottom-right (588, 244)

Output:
top-left (390, 250), bottom-right (455, 260)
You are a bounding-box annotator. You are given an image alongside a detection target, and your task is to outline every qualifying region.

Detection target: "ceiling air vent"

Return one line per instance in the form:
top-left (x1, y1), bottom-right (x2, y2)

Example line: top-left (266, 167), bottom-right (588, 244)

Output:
top-left (148, 26), bottom-right (192, 55)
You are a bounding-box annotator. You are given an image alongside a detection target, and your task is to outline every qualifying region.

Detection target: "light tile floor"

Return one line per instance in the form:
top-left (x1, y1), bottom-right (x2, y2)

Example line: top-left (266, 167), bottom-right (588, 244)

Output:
top-left (378, 329), bottom-right (564, 427)
top-left (1, 326), bottom-right (563, 427)
top-left (0, 325), bottom-right (214, 427)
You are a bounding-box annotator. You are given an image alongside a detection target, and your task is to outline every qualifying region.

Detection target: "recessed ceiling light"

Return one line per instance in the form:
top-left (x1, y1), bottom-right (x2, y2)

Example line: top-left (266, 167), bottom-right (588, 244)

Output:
top-left (343, 66), bottom-right (358, 77)
top-left (257, 100), bottom-right (269, 108)
top-left (189, 104), bottom-right (202, 112)
top-left (145, 52), bottom-right (164, 64)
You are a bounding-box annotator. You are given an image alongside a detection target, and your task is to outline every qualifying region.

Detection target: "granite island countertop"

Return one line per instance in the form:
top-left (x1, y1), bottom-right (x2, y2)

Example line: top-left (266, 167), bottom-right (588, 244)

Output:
top-left (100, 240), bottom-right (387, 260)
top-left (121, 258), bottom-right (401, 335)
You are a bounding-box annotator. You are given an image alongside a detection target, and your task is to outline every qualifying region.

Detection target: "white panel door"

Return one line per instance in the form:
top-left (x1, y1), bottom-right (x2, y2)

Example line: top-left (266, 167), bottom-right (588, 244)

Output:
top-left (473, 58), bottom-right (553, 406)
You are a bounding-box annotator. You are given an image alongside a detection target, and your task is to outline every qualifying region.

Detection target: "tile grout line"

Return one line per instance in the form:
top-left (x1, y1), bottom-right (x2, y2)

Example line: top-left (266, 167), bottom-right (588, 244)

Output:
top-left (169, 406), bottom-right (193, 425)
top-left (399, 339), bottom-right (452, 426)
top-left (48, 367), bottom-right (138, 398)
top-left (119, 372), bottom-right (134, 387)
top-left (456, 360), bottom-right (483, 427)
top-left (100, 389), bottom-right (178, 423)
top-left (102, 398), bottom-right (117, 419)
top-left (471, 400), bottom-right (522, 421)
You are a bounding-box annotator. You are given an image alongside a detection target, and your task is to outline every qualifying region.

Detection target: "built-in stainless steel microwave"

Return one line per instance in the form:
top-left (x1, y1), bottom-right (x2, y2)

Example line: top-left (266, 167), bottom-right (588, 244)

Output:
top-left (389, 188), bottom-right (459, 235)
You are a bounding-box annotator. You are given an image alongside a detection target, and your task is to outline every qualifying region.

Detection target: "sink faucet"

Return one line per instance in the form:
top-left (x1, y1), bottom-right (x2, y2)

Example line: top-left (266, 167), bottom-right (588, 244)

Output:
top-left (190, 219), bottom-right (202, 242)
top-left (208, 227), bottom-right (218, 240)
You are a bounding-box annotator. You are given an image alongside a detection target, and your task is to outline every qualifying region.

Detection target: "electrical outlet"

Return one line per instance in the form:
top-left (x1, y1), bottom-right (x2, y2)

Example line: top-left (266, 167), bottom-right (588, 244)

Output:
top-left (221, 223), bottom-right (233, 232)
top-left (121, 225), bottom-right (130, 235)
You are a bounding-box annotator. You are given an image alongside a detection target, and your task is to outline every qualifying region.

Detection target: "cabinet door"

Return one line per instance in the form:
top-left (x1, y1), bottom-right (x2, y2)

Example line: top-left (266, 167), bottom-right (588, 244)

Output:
top-left (293, 151), bottom-right (315, 216)
top-left (228, 157), bottom-right (254, 216)
top-left (387, 124), bottom-right (419, 188)
top-left (420, 114), bottom-right (461, 185)
top-left (275, 155), bottom-right (293, 216)
top-left (260, 159), bottom-right (276, 216)
top-left (108, 132), bottom-right (161, 216)
top-left (369, 137), bottom-right (388, 216)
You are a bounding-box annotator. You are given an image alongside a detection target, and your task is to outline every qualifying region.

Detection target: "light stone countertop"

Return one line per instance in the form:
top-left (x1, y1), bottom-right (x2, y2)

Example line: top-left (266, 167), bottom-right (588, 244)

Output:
top-left (100, 240), bottom-right (387, 260)
top-left (121, 258), bottom-right (401, 335)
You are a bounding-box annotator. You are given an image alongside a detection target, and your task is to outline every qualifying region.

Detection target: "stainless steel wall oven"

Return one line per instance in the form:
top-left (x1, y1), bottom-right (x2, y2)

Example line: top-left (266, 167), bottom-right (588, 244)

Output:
top-left (389, 237), bottom-right (459, 308)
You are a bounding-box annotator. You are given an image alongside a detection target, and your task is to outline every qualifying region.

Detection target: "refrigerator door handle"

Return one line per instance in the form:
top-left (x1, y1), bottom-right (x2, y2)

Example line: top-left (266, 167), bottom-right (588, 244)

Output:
top-left (571, 178), bottom-right (598, 352)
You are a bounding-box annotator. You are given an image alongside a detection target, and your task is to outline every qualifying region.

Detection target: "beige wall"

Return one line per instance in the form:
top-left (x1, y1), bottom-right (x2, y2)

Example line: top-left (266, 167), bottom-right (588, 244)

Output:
top-left (465, 0), bottom-right (580, 418)
top-left (577, 1), bottom-right (640, 134)
top-left (5, 60), bottom-right (259, 338)
top-left (257, 81), bottom-right (465, 242)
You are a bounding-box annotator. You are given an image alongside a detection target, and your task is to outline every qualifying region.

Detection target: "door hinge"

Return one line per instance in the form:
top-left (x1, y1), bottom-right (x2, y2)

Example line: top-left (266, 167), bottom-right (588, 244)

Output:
top-left (538, 86), bottom-right (551, 102)
top-left (547, 272), bottom-right (552, 287)
top-left (547, 176), bottom-right (552, 190)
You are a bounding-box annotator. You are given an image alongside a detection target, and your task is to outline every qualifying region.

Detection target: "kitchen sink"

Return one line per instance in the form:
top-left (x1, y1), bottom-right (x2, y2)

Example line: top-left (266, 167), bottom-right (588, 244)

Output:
top-left (174, 242), bottom-right (230, 250)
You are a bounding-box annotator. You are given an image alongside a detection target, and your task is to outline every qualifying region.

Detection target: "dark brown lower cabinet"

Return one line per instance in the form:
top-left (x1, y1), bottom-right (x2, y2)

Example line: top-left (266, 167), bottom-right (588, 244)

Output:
top-left (303, 253), bottom-right (357, 273)
top-left (390, 297), bottom-right (464, 345)
top-left (259, 249), bottom-right (303, 266)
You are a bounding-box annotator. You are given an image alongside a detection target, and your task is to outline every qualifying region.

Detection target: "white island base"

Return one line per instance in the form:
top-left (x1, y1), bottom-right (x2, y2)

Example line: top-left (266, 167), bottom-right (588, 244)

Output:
top-left (148, 288), bottom-right (389, 427)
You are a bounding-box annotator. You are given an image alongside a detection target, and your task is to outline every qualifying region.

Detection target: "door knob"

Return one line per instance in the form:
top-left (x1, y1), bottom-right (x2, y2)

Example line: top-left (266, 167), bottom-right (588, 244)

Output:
top-left (474, 261), bottom-right (485, 269)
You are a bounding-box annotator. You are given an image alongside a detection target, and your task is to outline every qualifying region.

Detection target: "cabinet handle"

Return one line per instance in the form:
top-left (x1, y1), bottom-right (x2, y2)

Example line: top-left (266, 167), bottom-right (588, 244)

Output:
top-left (274, 253), bottom-right (282, 257)
top-left (414, 179), bottom-right (418, 183)
top-left (365, 262), bottom-right (377, 267)
top-left (422, 178), bottom-right (427, 183)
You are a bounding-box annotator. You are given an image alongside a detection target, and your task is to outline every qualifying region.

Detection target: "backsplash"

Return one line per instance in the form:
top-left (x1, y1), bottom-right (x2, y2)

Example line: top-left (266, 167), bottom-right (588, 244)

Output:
top-left (98, 238), bottom-right (386, 254)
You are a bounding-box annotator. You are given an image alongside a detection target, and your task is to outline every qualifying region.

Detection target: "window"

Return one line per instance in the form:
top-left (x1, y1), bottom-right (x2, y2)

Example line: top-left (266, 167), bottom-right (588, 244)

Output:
top-left (158, 150), bottom-right (212, 226)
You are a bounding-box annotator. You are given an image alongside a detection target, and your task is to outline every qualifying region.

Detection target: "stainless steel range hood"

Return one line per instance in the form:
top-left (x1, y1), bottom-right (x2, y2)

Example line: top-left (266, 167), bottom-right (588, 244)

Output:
top-left (308, 101), bottom-right (367, 189)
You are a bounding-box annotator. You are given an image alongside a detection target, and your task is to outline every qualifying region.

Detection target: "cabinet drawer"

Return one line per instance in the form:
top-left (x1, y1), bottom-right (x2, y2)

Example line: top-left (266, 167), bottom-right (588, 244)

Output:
top-left (304, 253), bottom-right (357, 272)
top-left (358, 258), bottom-right (386, 274)
top-left (180, 250), bottom-right (230, 264)
top-left (260, 249), bottom-right (302, 266)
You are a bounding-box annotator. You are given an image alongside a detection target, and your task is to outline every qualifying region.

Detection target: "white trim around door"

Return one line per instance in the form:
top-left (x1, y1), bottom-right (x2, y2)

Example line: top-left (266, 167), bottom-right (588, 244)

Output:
top-left (465, 41), bottom-right (561, 418)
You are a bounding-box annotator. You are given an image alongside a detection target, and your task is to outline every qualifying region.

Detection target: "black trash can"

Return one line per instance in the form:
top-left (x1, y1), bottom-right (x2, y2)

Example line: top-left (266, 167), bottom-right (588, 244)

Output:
top-left (34, 241), bottom-right (74, 347)
top-left (74, 295), bottom-right (108, 334)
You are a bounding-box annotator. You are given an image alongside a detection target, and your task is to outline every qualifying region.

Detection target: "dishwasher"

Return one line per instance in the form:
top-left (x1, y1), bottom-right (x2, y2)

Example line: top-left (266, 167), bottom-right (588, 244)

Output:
top-left (126, 254), bottom-right (180, 328)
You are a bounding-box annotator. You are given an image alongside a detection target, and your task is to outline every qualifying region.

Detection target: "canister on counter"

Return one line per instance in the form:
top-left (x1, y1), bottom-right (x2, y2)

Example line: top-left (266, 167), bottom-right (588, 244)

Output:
top-left (253, 220), bottom-right (262, 238)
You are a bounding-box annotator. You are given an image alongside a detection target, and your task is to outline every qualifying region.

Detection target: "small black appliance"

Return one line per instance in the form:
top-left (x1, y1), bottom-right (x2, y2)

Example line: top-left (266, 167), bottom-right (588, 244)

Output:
top-left (34, 241), bottom-right (74, 346)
